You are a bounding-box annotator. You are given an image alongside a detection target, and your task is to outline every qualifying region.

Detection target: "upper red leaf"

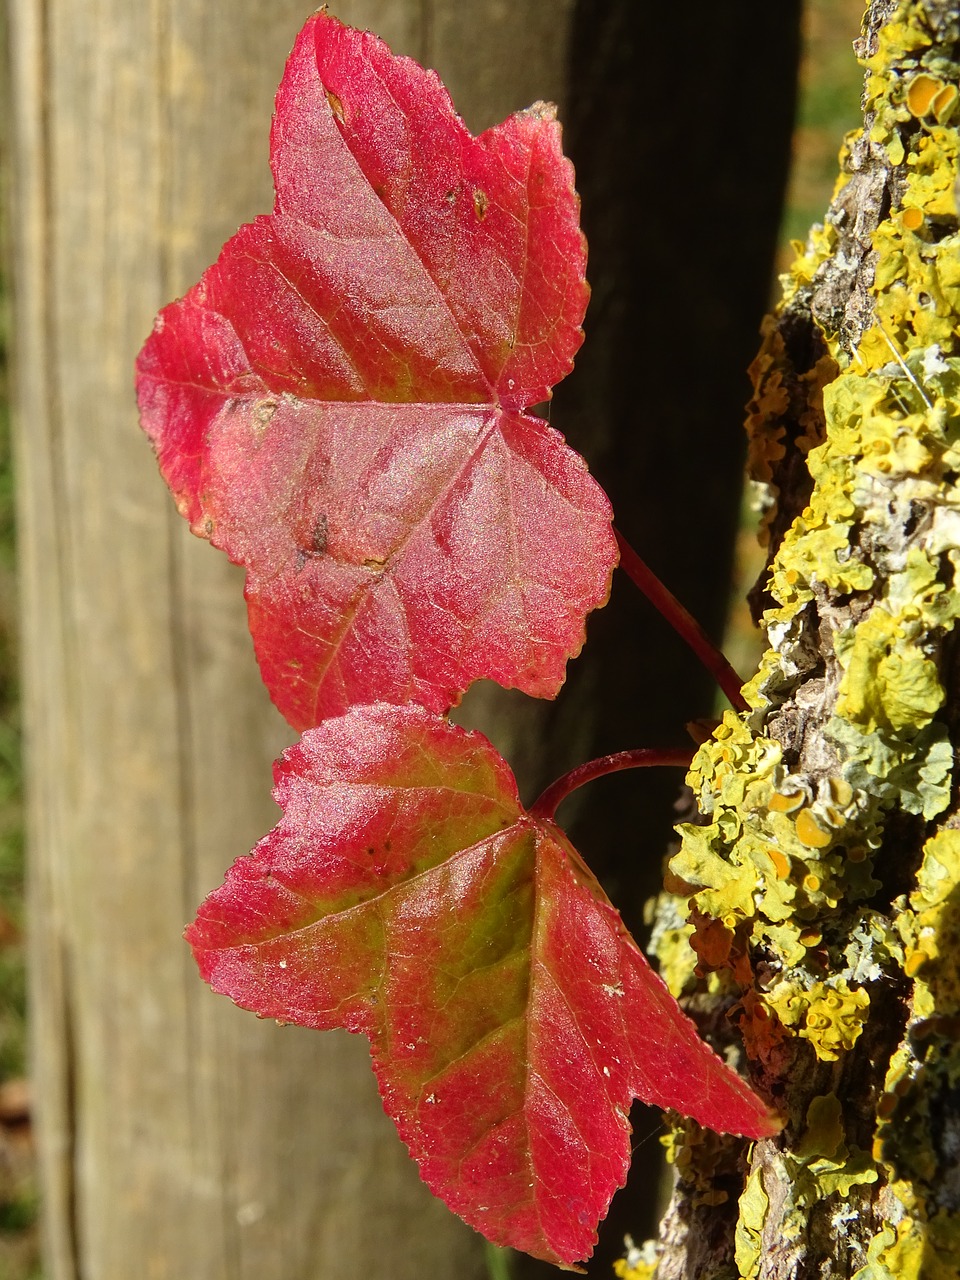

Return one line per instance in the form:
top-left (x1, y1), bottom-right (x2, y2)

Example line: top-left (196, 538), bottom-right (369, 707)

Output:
top-left (187, 704), bottom-right (780, 1267)
top-left (136, 13), bottom-right (616, 731)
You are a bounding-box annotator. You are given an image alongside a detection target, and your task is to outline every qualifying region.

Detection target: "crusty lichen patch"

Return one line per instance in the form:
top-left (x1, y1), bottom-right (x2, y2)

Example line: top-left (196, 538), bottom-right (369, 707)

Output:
top-left (645, 4), bottom-right (960, 1275)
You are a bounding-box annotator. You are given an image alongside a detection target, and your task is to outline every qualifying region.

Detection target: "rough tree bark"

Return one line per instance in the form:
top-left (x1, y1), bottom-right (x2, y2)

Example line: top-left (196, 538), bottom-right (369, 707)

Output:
top-left (623, 3), bottom-right (960, 1277)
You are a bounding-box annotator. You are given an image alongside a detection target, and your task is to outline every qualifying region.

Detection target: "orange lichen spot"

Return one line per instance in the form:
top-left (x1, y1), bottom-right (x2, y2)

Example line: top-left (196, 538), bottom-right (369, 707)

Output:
top-left (905, 949), bottom-right (928, 978)
top-left (877, 1091), bottom-right (898, 1120)
top-left (736, 990), bottom-right (788, 1064)
top-left (847, 845), bottom-right (868, 863)
top-left (731, 949), bottom-right (754, 987)
top-left (804, 872), bottom-right (823, 893)
top-left (796, 808), bottom-right (832, 849)
top-left (827, 777), bottom-right (854, 808)
top-left (901, 206), bottom-right (924, 231)
top-left (906, 73), bottom-right (943, 118)
top-left (770, 789), bottom-right (805, 814)
top-left (799, 928), bottom-right (823, 947)
top-left (690, 913), bottom-right (735, 971)
top-left (768, 846), bottom-right (791, 879)
top-left (662, 869), bottom-right (701, 897)
top-left (933, 82), bottom-right (958, 123)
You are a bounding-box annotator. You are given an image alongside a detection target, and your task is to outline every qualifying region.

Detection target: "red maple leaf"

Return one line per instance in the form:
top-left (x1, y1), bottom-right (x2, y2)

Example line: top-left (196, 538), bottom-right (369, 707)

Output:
top-left (136, 12), bottom-right (616, 731)
top-left (188, 704), bottom-right (780, 1267)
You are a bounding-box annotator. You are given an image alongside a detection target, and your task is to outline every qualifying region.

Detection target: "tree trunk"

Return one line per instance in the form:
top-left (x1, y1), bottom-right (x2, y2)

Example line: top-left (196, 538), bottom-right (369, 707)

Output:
top-left (4, 2), bottom-right (569, 1276)
top-left (638, 2), bottom-right (960, 1276)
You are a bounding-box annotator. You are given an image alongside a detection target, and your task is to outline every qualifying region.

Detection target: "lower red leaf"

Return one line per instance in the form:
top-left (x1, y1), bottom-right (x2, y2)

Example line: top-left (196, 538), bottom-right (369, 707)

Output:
top-left (187, 704), bottom-right (779, 1266)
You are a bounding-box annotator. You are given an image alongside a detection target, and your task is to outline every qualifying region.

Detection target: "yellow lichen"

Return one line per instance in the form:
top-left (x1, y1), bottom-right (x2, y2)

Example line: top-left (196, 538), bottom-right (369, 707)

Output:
top-left (733, 1163), bottom-right (768, 1280)
top-left (613, 1237), bottom-right (658, 1280)
top-left (902, 829), bottom-right (960, 1013)
top-left (764, 979), bottom-right (871, 1062)
top-left (652, 8), bottom-right (960, 1267)
top-left (783, 1093), bottom-right (878, 1207)
top-left (835, 608), bottom-right (943, 734)
top-left (851, 1220), bottom-right (923, 1280)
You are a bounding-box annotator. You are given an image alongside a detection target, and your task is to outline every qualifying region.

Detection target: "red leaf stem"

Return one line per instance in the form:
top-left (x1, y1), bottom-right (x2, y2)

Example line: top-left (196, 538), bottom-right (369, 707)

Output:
top-left (531, 747), bottom-right (694, 821)
top-left (614, 529), bottom-right (749, 712)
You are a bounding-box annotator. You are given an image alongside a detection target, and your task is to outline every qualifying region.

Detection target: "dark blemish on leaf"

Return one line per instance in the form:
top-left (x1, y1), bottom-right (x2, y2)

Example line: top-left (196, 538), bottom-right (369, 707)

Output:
top-left (325, 89), bottom-right (345, 123)
top-left (384, 840), bottom-right (392, 852)
top-left (367, 847), bottom-right (375, 856)
top-left (444, 188), bottom-right (457, 206)
top-left (473, 189), bottom-right (489, 220)
top-left (203, 518), bottom-right (214, 536)
top-left (295, 515), bottom-right (329, 572)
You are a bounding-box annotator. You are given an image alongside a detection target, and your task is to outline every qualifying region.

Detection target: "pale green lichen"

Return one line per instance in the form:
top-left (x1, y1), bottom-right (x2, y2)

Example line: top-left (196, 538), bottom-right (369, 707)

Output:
top-left (733, 1163), bottom-right (769, 1280)
top-left (787, 1094), bottom-right (878, 1203)
top-left (650, 4), bottom-right (960, 1272)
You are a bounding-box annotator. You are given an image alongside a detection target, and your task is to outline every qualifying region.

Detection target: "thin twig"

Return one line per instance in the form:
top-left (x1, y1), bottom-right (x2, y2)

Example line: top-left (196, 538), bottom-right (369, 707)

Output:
top-left (531, 747), bottom-right (694, 822)
top-left (614, 528), bottom-right (749, 712)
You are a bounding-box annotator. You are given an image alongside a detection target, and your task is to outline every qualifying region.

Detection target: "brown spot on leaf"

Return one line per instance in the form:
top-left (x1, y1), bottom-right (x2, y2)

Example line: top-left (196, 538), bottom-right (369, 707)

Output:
top-left (325, 89), bottom-right (345, 123)
top-left (473, 189), bottom-right (489, 220)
